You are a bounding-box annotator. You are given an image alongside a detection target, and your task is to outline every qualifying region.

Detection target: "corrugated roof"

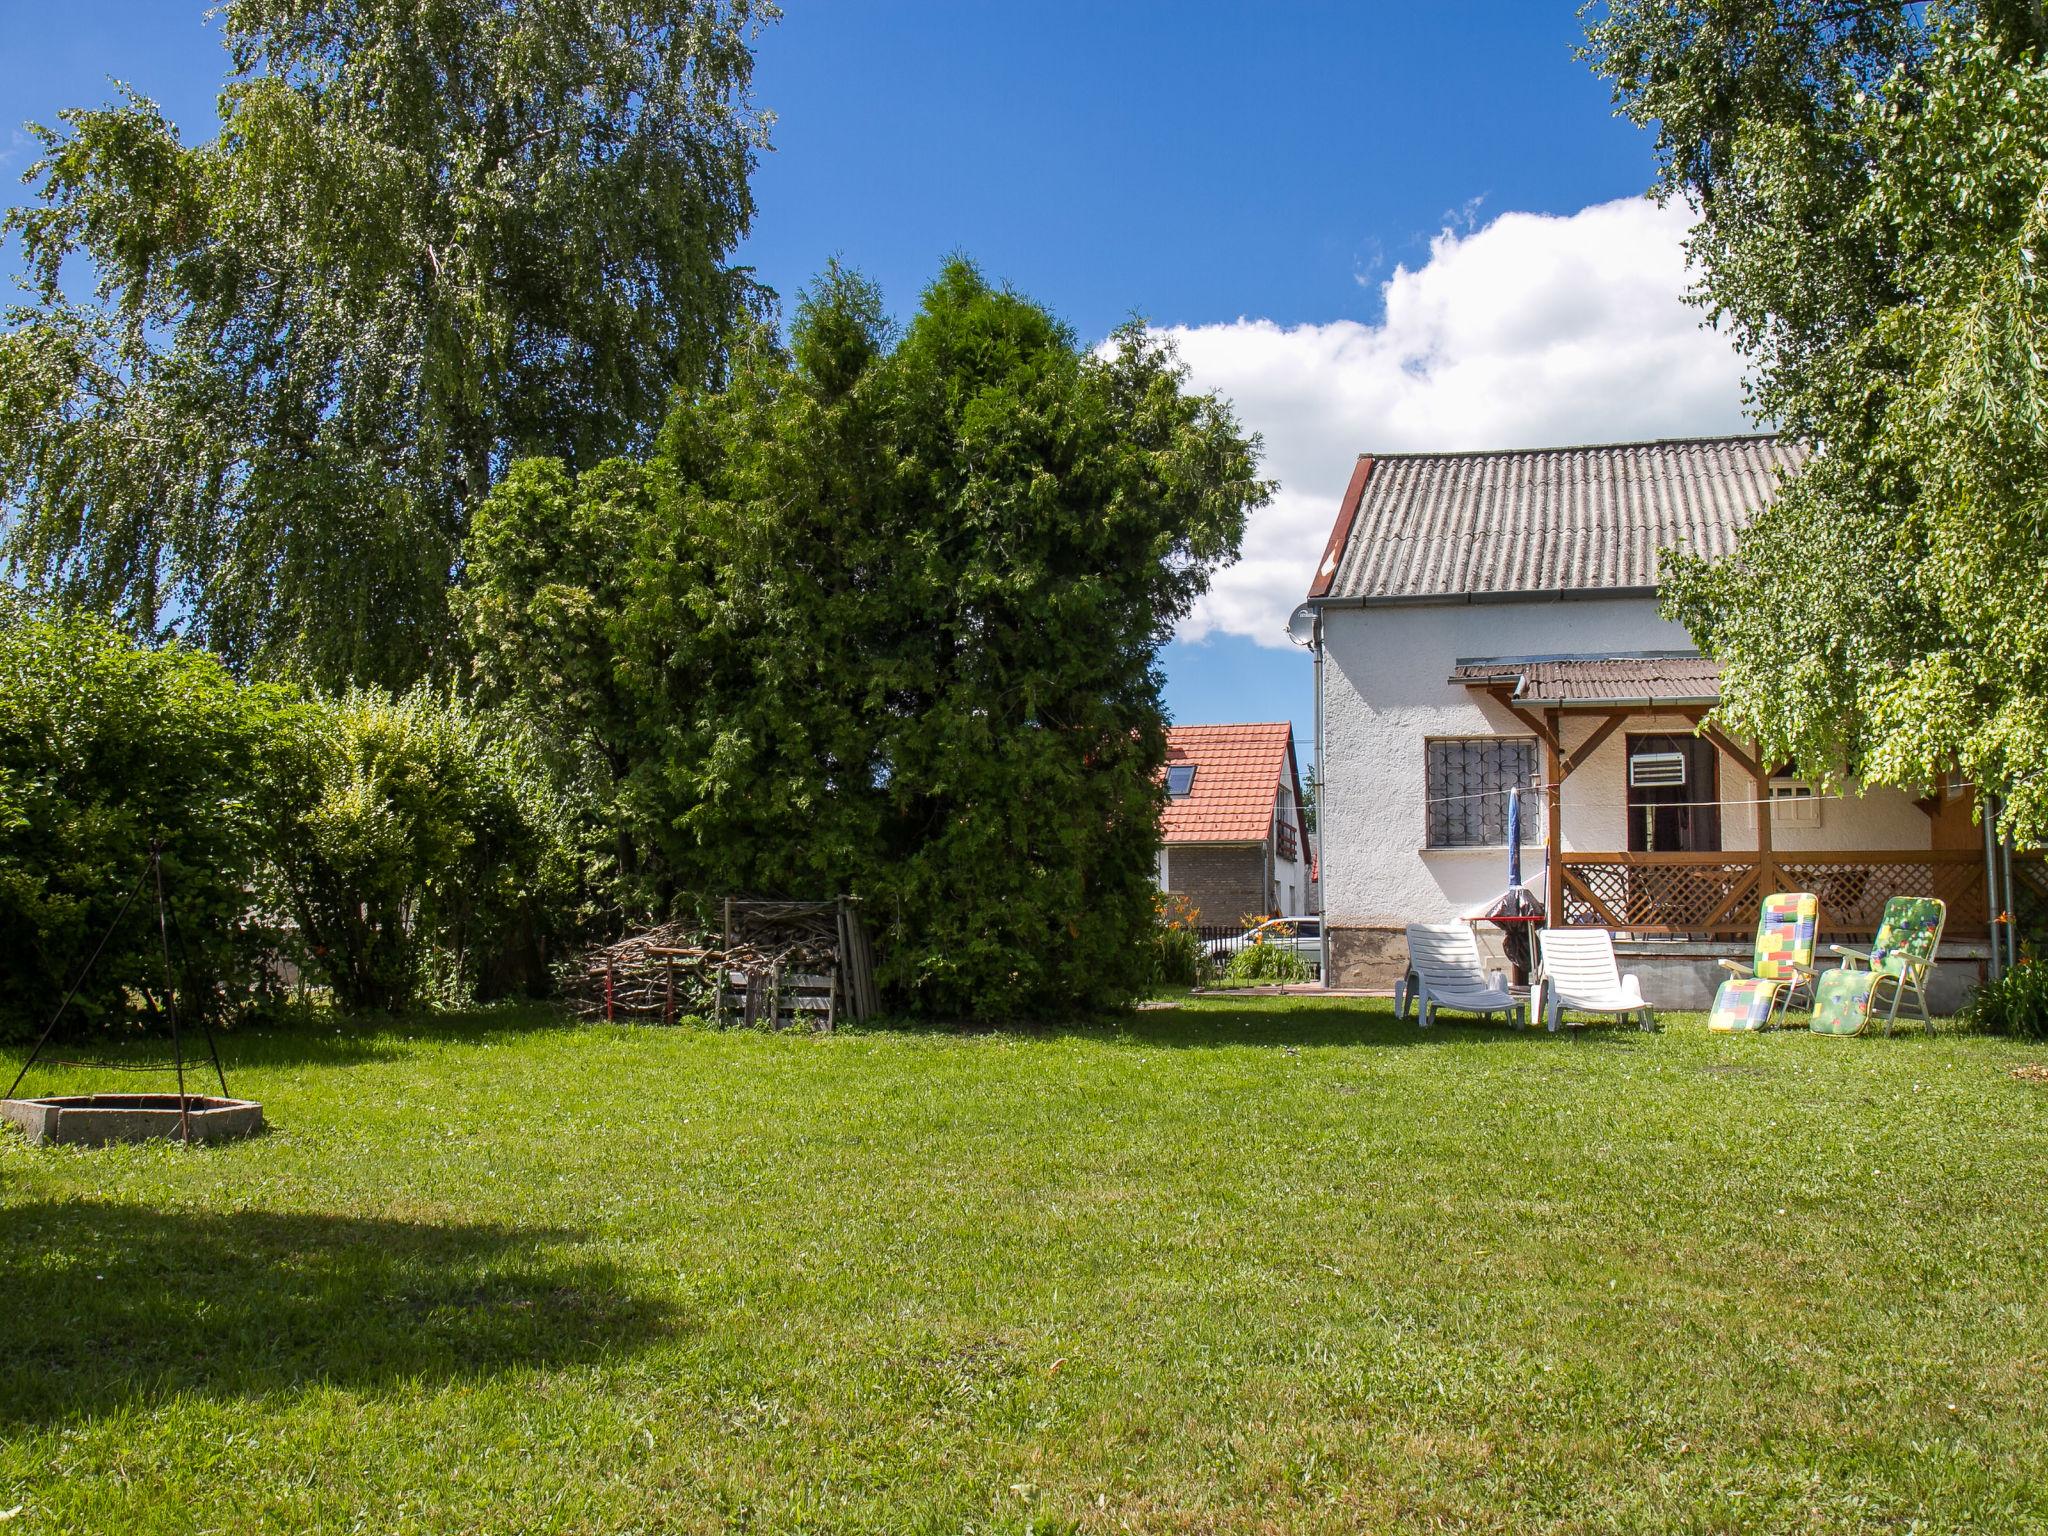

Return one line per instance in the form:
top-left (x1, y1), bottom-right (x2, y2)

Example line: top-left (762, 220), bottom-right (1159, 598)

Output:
top-left (1161, 723), bottom-right (1294, 843)
top-left (1451, 654), bottom-right (1722, 706)
top-left (1313, 436), bottom-right (1809, 604)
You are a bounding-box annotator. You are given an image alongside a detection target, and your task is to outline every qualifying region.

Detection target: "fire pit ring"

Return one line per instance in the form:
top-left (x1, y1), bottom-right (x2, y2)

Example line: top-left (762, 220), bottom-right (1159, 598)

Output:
top-left (2, 1094), bottom-right (265, 1147)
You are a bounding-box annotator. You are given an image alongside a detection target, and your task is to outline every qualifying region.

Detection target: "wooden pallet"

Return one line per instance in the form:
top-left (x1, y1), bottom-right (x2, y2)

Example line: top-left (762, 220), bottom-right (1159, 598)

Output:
top-left (713, 962), bottom-right (837, 1032)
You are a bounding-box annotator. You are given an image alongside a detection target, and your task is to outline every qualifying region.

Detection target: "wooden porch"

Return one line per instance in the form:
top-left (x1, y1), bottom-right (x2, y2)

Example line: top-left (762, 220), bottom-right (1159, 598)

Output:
top-left (1555, 849), bottom-right (2045, 943)
top-left (1451, 656), bottom-right (2044, 946)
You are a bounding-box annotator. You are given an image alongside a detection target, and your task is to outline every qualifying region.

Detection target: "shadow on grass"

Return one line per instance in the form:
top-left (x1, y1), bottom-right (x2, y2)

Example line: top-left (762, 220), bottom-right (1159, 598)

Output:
top-left (859, 995), bottom-right (1658, 1051)
top-left (0, 1201), bottom-right (671, 1426)
top-left (1117, 999), bottom-right (1658, 1050)
top-left (2, 1003), bottom-right (590, 1084)
top-left (207, 1001), bottom-right (583, 1071)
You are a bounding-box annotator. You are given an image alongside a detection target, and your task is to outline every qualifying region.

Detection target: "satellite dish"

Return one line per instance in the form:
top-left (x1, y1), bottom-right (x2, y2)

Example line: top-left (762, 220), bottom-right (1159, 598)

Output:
top-left (1285, 604), bottom-right (1318, 649)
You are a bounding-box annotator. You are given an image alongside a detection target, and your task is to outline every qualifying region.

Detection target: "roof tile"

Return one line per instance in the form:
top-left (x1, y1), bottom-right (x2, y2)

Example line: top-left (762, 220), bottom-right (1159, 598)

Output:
top-left (1450, 655), bottom-right (1722, 705)
top-left (1320, 436), bottom-right (1808, 604)
top-left (1162, 723), bottom-right (1294, 843)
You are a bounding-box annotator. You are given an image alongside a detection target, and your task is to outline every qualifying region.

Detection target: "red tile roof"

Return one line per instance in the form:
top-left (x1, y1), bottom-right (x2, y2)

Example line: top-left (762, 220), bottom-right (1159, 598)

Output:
top-left (1162, 722), bottom-right (1295, 843)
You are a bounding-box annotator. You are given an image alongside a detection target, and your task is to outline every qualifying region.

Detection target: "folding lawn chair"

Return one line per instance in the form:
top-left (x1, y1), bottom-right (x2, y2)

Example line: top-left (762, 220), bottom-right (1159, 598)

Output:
top-left (1394, 923), bottom-right (1527, 1029)
top-left (1535, 929), bottom-right (1658, 1032)
top-left (1809, 896), bottom-right (1946, 1035)
top-left (1708, 891), bottom-right (1819, 1032)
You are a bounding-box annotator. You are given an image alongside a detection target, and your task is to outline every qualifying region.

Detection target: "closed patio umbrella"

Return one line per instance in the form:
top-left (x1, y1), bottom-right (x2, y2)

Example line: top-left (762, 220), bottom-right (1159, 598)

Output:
top-left (1467, 786), bottom-right (1544, 982)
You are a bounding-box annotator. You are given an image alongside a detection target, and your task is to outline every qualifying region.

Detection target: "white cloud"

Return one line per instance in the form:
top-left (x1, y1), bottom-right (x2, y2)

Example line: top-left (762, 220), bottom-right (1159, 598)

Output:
top-left (1149, 196), bottom-right (1754, 649)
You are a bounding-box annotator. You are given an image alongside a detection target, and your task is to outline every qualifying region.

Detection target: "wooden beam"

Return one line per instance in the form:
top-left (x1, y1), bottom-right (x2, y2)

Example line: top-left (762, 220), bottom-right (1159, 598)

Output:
top-left (1487, 687), bottom-right (1562, 756)
top-left (1702, 724), bottom-right (1762, 783)
top-left (1751, 737), bottom-right (1776, 898)
top-left (1562, 712), bottom-right (1629, 781)
top-left (1544, 707), bottom-right (1565, 927)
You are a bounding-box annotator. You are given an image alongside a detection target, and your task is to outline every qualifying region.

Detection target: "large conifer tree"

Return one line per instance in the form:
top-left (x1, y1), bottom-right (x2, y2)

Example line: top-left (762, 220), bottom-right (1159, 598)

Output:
top-left (462, 262), bottom-right (1269, 1017)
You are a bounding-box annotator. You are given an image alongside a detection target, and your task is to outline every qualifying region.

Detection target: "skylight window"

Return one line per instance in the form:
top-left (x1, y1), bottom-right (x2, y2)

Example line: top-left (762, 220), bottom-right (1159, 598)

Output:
top-left (1166, 763), bottom-right (1196, 798)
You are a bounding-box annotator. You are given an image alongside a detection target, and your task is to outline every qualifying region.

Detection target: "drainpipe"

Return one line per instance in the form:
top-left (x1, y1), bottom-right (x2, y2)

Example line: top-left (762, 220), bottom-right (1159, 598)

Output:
top-left (1984, 794), bottom-right (2005, 983)
top-left (1314, 613), bottom-right (1329, 985)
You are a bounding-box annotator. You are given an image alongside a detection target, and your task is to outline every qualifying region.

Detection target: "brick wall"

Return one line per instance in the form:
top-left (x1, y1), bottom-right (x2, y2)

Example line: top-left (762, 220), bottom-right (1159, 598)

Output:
top-left (1164, 843), bottom-right (1269, 926)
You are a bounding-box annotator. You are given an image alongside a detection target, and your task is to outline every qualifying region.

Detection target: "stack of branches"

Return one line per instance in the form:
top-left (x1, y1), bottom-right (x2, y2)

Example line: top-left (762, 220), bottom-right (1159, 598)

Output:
top-left (561, 899), bottom-right (879, 1026)
top-left (561, 922), bottom-right (716, 1022)
top-left (562, 926), bottom-right (844, 1025)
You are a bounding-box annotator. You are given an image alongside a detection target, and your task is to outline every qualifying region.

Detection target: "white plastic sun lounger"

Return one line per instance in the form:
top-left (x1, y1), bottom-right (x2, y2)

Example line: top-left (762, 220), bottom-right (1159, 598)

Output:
top-left (1394, 922), bottom-right (1527, 1029)
top-left (1535, 929), bottom-right (1658, 1032)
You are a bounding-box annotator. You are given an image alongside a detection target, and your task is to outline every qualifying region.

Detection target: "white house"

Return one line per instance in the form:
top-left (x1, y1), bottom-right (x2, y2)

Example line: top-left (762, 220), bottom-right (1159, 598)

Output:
top-left (1300, 436), bottom-right (1999, 1005)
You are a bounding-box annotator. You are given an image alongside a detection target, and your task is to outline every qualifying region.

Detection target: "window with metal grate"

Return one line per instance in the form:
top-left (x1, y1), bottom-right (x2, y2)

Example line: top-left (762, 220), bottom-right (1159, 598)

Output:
top-left (1425, 737), bottom-right (1537, 848)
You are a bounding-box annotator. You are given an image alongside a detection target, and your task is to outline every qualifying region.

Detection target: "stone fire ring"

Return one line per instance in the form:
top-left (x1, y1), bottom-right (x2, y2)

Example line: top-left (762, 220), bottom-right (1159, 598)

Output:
top-left (1, 1094), bottom-right (265, 1147)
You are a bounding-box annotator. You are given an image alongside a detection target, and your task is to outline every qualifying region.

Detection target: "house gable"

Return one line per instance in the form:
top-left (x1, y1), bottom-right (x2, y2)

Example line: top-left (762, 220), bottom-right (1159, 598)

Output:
top-left (1161, 723), bottom-right (1296, 845)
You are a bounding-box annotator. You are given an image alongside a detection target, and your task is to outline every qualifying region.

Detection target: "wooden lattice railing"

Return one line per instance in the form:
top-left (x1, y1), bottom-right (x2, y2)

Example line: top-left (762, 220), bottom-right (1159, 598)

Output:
top-left (2015, 857), bottom-right (2048, 937)
top-left (1558, 850), bottom-right (2011, 941)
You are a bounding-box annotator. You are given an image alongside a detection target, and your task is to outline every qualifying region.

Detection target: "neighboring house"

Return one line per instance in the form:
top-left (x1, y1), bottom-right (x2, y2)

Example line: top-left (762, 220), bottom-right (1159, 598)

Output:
top-left (1301, 435), bottom-right (2014, 1007)
top-left (1159, 723), bottom-right (1317, 923)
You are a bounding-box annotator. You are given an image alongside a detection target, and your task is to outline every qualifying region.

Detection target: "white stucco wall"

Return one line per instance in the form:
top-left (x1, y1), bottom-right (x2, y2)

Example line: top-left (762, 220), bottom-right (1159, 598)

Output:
top-left (1273, 782), bottom-right (1307, 913)
top-left (1316, 597), bottom-right (1933, 929)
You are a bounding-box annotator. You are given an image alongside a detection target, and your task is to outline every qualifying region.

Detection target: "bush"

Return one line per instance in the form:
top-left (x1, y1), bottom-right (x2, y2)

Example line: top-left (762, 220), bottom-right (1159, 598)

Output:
top-left (258, 686), bottom-right (586, 1013)
top-left (0, 603), bottom-right (288, 1040)
top-left (1221, 935), bottom-right (1311, 987)
top-left (1960, 956), bottom-right (2048, 1038)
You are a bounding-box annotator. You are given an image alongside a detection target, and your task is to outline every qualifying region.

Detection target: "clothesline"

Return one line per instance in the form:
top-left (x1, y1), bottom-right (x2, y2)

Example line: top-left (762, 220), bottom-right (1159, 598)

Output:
top-left (1413, 782), bottom-right (1973, 812)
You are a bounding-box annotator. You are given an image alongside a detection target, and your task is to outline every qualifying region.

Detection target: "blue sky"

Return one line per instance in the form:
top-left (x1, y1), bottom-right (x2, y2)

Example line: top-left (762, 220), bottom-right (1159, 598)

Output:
top-left (0, 3), bottom-right (1745, 772)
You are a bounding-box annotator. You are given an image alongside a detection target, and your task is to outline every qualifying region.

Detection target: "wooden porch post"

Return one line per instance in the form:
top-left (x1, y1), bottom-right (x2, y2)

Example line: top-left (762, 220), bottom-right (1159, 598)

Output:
top-left (1545, 708), bottom-right (1564, 926)
top-left (1752, 739), bottom-right (1775, 897)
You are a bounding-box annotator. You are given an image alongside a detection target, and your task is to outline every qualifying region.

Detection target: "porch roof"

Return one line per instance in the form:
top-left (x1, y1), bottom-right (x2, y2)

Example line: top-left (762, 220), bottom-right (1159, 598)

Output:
top-left (1450, 653), bottom-right (1721, 708)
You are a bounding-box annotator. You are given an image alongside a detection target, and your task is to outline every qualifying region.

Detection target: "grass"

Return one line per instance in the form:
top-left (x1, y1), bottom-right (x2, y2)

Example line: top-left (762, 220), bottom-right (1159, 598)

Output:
top-left (3, 996), bottom-right (2046, 1534)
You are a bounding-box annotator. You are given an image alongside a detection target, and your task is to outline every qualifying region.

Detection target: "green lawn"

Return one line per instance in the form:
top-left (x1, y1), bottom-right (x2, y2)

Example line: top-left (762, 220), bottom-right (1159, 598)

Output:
top-left (3, 997), bottom-right (2046, 1534)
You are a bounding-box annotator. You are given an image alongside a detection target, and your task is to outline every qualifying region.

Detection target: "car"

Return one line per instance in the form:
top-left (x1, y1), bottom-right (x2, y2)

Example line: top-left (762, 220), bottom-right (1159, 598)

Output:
top-left (1204, 915), bottom-right (1321, 976)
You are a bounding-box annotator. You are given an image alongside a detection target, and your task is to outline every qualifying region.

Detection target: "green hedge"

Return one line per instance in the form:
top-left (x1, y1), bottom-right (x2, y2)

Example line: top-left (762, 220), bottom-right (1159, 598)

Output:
top-left (0, 605), bottom-right (586, 1037)
top-left (0, 604), bottom-right (287, 1039)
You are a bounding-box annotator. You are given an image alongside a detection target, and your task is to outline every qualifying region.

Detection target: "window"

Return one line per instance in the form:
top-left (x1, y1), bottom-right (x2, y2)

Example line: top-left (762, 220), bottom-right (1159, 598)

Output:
top-left (1275, 808), bottom-right (1300, 863)
top-left (1425, 738), bottom-right (1537, 848)
top-left (1166, 763), bottom-right (1196, 798)
top-left (1769, 779), bottom-right (1822, 828)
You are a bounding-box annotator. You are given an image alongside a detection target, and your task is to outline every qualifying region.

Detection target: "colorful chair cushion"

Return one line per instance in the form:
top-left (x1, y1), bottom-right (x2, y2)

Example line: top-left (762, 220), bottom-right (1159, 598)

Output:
top-left (1868, 897), bottom-right (1945, 975)
top-left (1752, 892), bottom-right (1818, 980)
top-left (1811, 897), bottom-right (1948, 1035)
top-left (1809, 968), bottom-right (1880, 1034)
top-left (1709, 976), bottom-right (1781, 1032)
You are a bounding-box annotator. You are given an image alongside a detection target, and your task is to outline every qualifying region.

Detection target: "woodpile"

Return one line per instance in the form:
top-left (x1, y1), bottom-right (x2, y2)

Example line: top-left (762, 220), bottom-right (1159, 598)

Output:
top-left (564, 899), bottom-right (880, 1029)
